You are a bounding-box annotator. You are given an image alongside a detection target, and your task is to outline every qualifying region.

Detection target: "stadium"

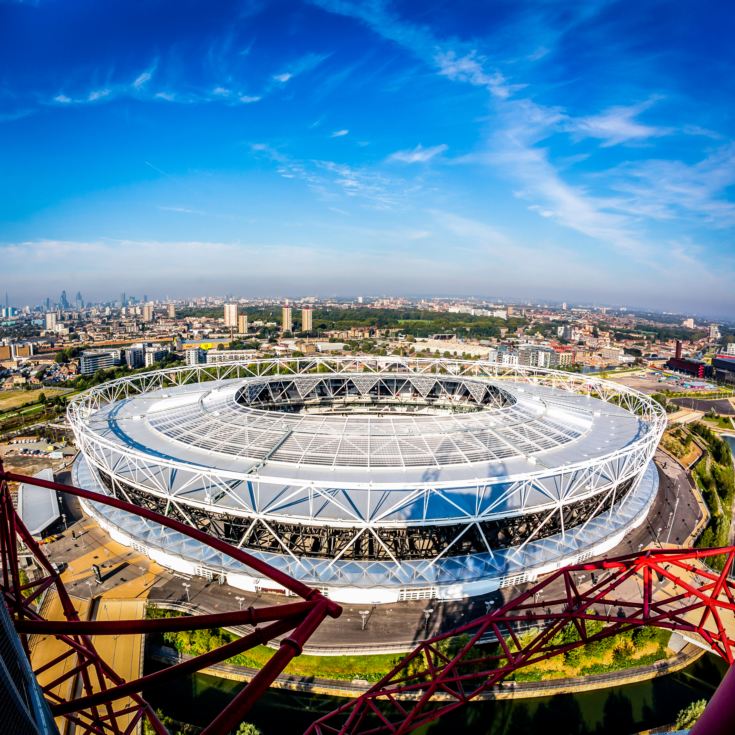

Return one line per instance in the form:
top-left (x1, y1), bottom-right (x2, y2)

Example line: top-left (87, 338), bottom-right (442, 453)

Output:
top-left (68, 357), bottom-right (666, 604)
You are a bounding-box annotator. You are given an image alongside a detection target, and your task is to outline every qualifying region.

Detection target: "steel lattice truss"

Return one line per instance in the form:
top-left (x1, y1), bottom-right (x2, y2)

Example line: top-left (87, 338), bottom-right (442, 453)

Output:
top-left (306, 547), bottom-right (735, 735)
top-left (67, 357), bottom-right (667, 595)
top-left (0, 461), bottom-right (341, 735)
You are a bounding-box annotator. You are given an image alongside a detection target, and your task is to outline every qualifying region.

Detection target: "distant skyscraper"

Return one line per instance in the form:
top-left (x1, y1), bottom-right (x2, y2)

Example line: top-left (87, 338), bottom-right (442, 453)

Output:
top-left (709, 324), bottom-right (721, 342)
top-left (224, 303), bottom-right (238, 328)
top-left (238, 314), bottom-right (249, 334)
top-left (282, 304), bottom-right (292, 332)
top-left (301, 306), bottom-right (313, 333)
top-left (120, 292), bottom-right (127, 307)
top-left (142, 304), bottom-right (153, 322)
top-left (44, 312), bottom-right (57, 332)
top-left (59, 290), bottom-right (70, 310)
top-left (75, 291), bottom-right (84, 309)
top-left (167, 303), bottom-right (176, 319)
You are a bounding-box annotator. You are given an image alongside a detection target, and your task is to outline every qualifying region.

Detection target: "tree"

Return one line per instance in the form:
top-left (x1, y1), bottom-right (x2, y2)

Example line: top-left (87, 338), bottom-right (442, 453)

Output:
top-left (235, 724), bottom-right (262, 735)
top-left (38, 392), bottom-right (47, 404)
top-left (674, 699), bottom-right (707, 729)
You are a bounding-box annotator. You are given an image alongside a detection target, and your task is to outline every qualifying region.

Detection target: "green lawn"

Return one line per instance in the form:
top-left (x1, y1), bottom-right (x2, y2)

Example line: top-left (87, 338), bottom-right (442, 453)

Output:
top-left (0, 387), bottom-right (69, 412)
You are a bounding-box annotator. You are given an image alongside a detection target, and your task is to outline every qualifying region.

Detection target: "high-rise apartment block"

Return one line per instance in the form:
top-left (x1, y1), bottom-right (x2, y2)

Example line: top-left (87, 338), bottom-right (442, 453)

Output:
top-left (142, 304), bottom-right (154, 322)
top-left (301, 307), bottom-right (313, 333)
top-left (224, 303), bottom-right (238, 328)
top-left (167, 303), bottom-right (176, 319)
top-left (44, 312), bottom-right (57, 332)
top-left (238, 314), bottom-right (249, 334)
top-left (282, 305), bottom-right (292, 332)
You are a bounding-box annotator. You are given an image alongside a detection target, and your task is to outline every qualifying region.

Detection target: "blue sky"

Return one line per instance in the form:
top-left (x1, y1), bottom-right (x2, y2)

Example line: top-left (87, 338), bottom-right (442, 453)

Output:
top-left (1, 0), bottom-right (733, 316)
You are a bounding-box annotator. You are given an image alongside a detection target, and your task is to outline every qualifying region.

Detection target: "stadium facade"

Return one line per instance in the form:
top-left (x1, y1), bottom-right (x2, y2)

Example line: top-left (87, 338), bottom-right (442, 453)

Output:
top-left (69, 357), bottom-right (666, 603)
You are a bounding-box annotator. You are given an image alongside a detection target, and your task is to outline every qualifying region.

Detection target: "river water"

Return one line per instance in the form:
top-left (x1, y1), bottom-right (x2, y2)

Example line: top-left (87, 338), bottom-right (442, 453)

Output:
top-left (144, 653), bottom-right (727, 735)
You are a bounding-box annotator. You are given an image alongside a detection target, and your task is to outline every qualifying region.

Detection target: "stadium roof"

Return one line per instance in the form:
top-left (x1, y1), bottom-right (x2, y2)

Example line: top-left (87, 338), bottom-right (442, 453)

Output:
top-left (17, 468), bottom-right (59, 538)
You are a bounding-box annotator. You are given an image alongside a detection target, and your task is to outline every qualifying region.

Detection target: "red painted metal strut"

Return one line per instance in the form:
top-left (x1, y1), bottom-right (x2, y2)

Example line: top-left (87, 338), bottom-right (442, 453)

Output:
top-left (307, 547), bottom-right (735, 735)
top-left (0, 461), bottom-right (341, 735)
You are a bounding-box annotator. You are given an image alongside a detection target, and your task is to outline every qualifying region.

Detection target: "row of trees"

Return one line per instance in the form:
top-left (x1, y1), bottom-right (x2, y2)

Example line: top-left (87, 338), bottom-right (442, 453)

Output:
top-left (691, 422), bottom-right (734, 567)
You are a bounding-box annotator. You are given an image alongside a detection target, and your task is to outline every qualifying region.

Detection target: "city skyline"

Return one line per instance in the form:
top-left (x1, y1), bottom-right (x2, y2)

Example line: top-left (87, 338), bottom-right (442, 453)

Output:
top-left (1, 1), bottom-right (734, 315)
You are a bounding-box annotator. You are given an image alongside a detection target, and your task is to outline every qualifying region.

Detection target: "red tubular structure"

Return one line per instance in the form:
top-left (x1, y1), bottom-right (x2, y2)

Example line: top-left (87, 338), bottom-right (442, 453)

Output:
top-left (0, 460), bottom-right (341, 735)
top-left (3, 457), bottom-right (735, 735)
top-left (308, 547), bottom-right (735, 735)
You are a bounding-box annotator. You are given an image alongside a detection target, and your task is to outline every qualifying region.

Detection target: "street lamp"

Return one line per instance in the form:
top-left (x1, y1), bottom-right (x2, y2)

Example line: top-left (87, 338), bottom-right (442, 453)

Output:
top-left (182, 582), bottom-right (191, 603)
top-left (235, 596), bottom-right (245, 611)
top-left (423, 607), bottom-right (434, 636)
top-left (358, 609), bottom-right (370, 631)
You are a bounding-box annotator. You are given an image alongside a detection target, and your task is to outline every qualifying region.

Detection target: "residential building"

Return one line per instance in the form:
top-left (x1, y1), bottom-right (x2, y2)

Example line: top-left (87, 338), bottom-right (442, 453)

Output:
top-left (224, 303), bottom-right (238, 328)
top-left (206, 349), bottom-right (258, 365)
top-left (185, 348), bottom-right (206, 365)
top-left (44, 312), bottom-right (57, 332)
top-left (125, 347), bottom-right (145, 369)
top-left (167, 303), bottom-right (176, 319)
top-left (144, 346), bottom-right (168, 367)
top-left (238, 314), bottom-right (249, 334)
top-left (79, 349), bottom-right (122, 375)
top-left (301, 307), bottom-right (313, 333)
top-left (282, 304), bottom-right (292, 332)
top-left (142, 304), bottom-right (154, 322)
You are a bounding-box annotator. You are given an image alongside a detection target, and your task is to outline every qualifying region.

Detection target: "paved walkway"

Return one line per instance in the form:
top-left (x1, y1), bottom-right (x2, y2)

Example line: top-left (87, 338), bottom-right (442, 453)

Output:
top-left (90, 598), bottom-right (147, 734)
top-left (28, 591), bottom-right (91, 735)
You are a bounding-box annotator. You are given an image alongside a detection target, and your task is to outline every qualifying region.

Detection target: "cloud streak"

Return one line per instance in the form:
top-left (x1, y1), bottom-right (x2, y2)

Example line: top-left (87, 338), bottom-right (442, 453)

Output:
top-left (388, 143), bottom-right (447, 163)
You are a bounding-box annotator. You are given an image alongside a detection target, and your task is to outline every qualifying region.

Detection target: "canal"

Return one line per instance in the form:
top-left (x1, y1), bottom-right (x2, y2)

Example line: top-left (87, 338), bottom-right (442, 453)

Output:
top-left (143, 653), bottom-right (727, 734)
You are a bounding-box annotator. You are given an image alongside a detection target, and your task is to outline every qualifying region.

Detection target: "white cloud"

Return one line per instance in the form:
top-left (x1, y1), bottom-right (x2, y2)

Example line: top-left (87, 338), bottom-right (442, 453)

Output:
top-left (331, 129), bottom-right (349, 137)
top-left (158, 206), bottom-right (207, 215)
top-left (133, 70), bottom-right (153, 89)
top-left (53, 94), bottom-right (72, 104)
top-left (388, 143), bottom-right (447, 164)
top-left (273, 72), bottom-right (293, 83)
top-left (434, 51), bottom-right (520, 99)
top-left (567, 100), bottom-right (671, 147)
top-left (239, 95), bottom-right (261, 104)
top-left (87, 89), bottom-right (111, 102)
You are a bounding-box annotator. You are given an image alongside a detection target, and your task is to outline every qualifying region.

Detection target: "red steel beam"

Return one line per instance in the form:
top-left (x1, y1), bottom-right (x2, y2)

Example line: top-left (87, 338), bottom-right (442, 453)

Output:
top-left (0, 460), bottom-right (341, 735)
top-left (4, 468), bottom-right (339, 610)
top-left (307, 547), bottom-right (735, 735)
